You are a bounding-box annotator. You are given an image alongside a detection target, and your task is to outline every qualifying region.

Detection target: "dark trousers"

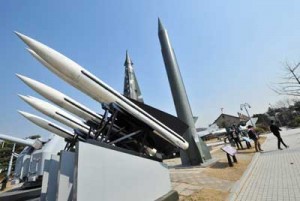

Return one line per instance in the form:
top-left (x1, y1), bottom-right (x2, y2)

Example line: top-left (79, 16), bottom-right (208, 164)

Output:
top-left (275, 134), bottom-right (287, 149)
top-left (233, 138), bottom-right (243, 149)
top-left (245, 141), bottom-right (251, 148)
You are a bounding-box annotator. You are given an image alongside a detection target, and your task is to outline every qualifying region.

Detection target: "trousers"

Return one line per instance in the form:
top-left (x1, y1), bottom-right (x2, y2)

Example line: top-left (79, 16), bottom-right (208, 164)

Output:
top-left (254, 139), bottom-right (262, 152)
top-left (233, 138), bottom-right (243, 149)
top-left (274, 134), bottom-right (287, 149)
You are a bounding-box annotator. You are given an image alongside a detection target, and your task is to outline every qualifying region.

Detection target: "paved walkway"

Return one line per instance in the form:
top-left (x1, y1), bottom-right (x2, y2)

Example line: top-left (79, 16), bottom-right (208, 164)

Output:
top-left (230, 128), bottom-right (300, 201)
top-left (170, 166), bottom-right (233, 196)
top-left (165, 143), bottom-right (235, 197)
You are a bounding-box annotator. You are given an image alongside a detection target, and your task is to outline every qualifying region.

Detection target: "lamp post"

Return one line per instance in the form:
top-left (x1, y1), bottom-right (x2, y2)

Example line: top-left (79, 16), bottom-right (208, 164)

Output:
top-left (240, 103), bottom-right (254, 126)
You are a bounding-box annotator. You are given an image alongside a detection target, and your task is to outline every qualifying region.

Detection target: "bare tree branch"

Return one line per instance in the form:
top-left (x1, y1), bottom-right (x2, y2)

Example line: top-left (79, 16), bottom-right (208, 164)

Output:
top-left (271, 62), bottom-right (300, 96)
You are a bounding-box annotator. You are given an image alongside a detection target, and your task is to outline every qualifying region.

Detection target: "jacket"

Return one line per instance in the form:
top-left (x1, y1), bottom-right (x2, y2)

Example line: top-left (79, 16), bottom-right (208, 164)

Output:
top-left (248, 129), bottom-right (258, 140)
top-left (270, 124), bottom-right (281, 135)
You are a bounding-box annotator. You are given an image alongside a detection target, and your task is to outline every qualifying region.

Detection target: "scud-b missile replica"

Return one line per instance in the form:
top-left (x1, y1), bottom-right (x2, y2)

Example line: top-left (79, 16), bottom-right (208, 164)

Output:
top-left (0, 30), bottom-right (189, 201)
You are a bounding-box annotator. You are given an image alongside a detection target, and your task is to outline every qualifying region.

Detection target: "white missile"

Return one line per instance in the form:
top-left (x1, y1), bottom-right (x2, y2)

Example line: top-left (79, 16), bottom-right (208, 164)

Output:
top-left (26, 48), bottom-right (77, 92)
top-left (16, 74), bottom-right (102, 124)
top-left (15, 32), bottom-right (189, 150)
top-left (0, 134), bottom-right (42, 149)
top-left (18, 95), bottom-right (90, 134)
top-left (18, 111), bottom-right (74, 140)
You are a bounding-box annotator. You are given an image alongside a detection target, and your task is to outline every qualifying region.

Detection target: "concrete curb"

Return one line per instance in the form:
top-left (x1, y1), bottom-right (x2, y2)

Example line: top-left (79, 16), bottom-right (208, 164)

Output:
top-left (227, 152), bottom-right (260, 201)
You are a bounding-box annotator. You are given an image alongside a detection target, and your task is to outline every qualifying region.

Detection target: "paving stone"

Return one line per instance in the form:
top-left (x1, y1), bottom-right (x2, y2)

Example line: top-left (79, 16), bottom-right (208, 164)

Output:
top-left (180, 189), bottom-right (195, 196)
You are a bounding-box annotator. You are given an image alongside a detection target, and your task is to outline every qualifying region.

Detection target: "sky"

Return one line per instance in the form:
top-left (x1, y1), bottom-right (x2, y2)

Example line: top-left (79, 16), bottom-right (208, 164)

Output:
top-left (1, 0), bottom-right (300, 139)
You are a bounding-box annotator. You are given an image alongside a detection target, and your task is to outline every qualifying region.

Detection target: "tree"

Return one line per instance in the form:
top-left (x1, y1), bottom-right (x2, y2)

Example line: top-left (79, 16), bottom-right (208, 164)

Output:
top-left (294, 100), bottom-right (300, 111)
top-left (272, 62), bottom-right (300, 96)
top-left (0, 142), bottom-right (25, 171)
top-left (0, 134), bottom-right (39, 172)
top-left (253, 113), bottom-right (269, 125)
top-left (267, 98), bottom-right (300, 127)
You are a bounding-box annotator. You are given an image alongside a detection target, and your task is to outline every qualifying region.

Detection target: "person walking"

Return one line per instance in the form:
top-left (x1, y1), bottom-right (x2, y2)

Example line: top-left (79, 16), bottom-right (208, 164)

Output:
top-left (269, 120), bottom-right (288, 150)
top-left (247, 125), bottom-right (263, 152)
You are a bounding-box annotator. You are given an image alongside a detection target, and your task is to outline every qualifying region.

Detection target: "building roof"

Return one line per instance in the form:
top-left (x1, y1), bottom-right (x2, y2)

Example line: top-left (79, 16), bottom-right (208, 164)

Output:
top-left (213, 113), bottom-right (239, 124)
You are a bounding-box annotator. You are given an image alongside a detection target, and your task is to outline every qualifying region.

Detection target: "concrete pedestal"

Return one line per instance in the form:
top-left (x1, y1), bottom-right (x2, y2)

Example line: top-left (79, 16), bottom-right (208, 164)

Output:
top-left (73, 141), bottom-right (172, 201)
top-left (40, 155), bottom-right (59, 201)
top-left (41, 141), bottom-right (175, 201)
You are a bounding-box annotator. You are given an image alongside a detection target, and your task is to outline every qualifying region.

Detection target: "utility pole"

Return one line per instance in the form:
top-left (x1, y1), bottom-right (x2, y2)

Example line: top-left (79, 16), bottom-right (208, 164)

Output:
top-left (7, 143), bottom-right (16, 179)
top-left (1, 143), bottom-right (16, 190)
top-left (240, 103), bottom-right (254, 126)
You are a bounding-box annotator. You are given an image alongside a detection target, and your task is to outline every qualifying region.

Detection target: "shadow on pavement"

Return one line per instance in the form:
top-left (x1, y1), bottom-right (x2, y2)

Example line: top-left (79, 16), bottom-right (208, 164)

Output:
top-left (260, 149), bottom-right (283, 154)
top-left (210, 161), bottom-right (229, 169)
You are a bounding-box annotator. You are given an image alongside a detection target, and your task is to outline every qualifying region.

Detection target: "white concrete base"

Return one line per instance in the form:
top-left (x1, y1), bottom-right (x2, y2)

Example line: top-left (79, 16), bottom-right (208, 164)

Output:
top-left (40, 155), bottom-right (60, 201)
top-left (41, 141), bottom-right (172, 201)
top-left (73, 141), bottom-right (172, 201)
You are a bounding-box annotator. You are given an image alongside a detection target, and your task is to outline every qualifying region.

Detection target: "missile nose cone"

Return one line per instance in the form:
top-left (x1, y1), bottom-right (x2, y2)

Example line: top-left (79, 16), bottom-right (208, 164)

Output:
top-left (18, 111), bottom-right (44, 126)
top-left (14, 31), bottom-right (24, 38)
top-left (16, 74), bottom-right (30, 84)
top-left (14, 31), bottom-right (37, 47)
top-left (26, 48), bottom-right (36, 55)
top-left (18, 110), bottom-right (29, 118)
top-left (18, 95), bottom-right (35, 107)
top-left (16, 74), bottom-right (34, 86)
top-left (158, 18), bottom-right (165, 32)
top-left (124, 50), bottom-right (133, 66)
top-left (18, 94), bottom-right (30, 101)
top-left (16, 73), bottom-right (25, 80)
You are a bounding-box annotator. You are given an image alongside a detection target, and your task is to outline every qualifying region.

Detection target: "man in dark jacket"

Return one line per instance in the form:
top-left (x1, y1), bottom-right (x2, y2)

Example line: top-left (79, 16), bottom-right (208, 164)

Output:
top-left (270, 120), bottom-right (288, 150)
top-left (247, 125), bottom-right (263, 152)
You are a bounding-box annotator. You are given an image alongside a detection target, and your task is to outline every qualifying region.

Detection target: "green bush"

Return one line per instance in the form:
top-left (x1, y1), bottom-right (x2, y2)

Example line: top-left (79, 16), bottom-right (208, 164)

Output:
top-left (255, 124), bottom-right (269, 132)
top-left (287, 116), bottom-right (300, 128)
top-left (293, 116), bottom-right (300, 125)
top-left (254, 127), bottom-right (265, 134)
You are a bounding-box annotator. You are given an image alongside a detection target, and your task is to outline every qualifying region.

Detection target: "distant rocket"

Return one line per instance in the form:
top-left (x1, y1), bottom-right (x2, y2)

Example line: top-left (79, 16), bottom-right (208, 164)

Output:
top-left (123, 51), bottom-right (144, 103)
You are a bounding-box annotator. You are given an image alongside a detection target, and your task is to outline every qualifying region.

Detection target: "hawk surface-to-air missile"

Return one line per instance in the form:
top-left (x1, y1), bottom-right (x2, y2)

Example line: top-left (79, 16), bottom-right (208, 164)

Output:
top-left (15, 32), bottom-right (189, 151)
top-left (17, 74), bottom-right (102, 124)
top-left (19, 111), bottom-right (75, 140)
top-left (18, 95), bottom-right (90, 134)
